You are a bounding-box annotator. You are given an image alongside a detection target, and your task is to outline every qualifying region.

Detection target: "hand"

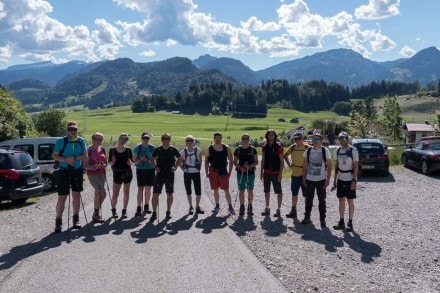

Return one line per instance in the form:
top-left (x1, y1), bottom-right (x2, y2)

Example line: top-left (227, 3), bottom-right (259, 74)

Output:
top-left (66, 157), bottom-right (75, 166)
top-left (324, 179), bottom-right (330, 188)
top-left (303, 179), bottom-right (308, 188)
top-left (350, 181), bottom-right (356, 190)
top-left (127, 159), bottom-right (133, 166)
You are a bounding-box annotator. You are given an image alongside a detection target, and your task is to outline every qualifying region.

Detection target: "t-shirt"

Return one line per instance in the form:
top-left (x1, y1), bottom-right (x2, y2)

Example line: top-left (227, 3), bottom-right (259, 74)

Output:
top-left (152, 146), bottom-right (180, 175)
top-left (335, 146), bottom-right (359, 181)
top-left (180, 147), bottom-right (202, 173)
top-left (234, 146), bottom-right (258, 175)
top-left (53, 136), bottom-right (87, 170)
top-left (285, 143), bottom-right (308, 177)
top-left (261, 142), bottom-right (284, 174)
top-left (303, 147), bottom-right (331, 181)
top-left (133, 144), bottom-right (156, 170)
top-left (87, 146), bottom-right (106, 175)
top-left (109, 147), bottom-right (133, 171)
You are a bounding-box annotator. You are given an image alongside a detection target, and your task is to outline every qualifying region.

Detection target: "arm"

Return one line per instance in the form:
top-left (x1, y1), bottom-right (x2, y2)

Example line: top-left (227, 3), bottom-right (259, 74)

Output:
top-left (260, 147), bottom-right (265, 181)
top-left (227, 146), bottom-right (234, 175)
top-left (277, 150), bottom-right (284, 182)
top-left (283, 147), bottom-right (292, 168)
top-left (204, 147), bottom-right (210, 177)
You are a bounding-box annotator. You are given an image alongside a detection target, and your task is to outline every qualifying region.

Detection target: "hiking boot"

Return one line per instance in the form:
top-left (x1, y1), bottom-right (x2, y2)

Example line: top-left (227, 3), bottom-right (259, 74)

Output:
top-left (345, 220), bottom-right (353, 232)
top-left (261, 207), bottom-right (270, 216)
top-left (274, 208), bottom-right (281, 217)
top-left (239, 205), bottom-right (245, 216)
top-left (301, 217), bottom-right (312, 224)
top-left (212, 205), bottom-right (220, 213)
top-left (135, 206), bottom-right (142, 217)
top-left (111, 208), bottom-right (119, 219)
top-left (189, 206), bottom-right (194, 215)
top-left (333, 220), bottom-right (345, 230)
top-left (143, 204), bottom-right (152, 214)
top-left (72, 214), bottom-right (81, 229)
top-left (165, 210), bottom-right (172, 220)
top-left (92, 210), bottom-right (103, 223)
top-left (320, 219), bottom-right (327, 227)
top-left (195, 207), bottom-right (205, 214)
top-left (54, 218), bottom-right (62, 233)
top-left (228, 206), bottom-right (235, 215)
top-left (121, 209), bottom-right (127, 219)
top-left (286, 206), bottom-right (297, 218)
top-left (247, 204), bottom-right (254, 216)
top-left (149, 212), bottom-right (157, 222)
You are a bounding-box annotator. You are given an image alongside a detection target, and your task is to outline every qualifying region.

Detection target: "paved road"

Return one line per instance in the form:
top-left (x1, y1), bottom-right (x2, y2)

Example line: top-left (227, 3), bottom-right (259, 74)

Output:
top-left (0, 168), bottom-right (287, 293)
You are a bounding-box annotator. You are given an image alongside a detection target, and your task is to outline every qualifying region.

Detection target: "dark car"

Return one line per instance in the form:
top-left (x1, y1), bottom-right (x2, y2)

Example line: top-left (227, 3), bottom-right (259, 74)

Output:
top-left (0, 149), bottom-right (44, 203)
top-left (351, 138), bottom-right (390, 176)
top-left (402, 139), bottom-right (440, 175)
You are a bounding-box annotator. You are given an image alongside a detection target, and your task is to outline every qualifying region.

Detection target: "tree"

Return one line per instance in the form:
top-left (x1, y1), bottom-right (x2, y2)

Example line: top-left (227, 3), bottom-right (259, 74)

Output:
top-left (381, 95), bottom-right (403, 141)
top-left (434, 112), bottom-right (440, 135)
top-left (364, 97), bottom-right (378, 121)
top-left (332, 101), bottom-right (352, 116)
top-left (349, 110), bottom-right (370, 138)
top-left (0, 86), bottom-right (34, 141)
top-left (33, 109), bottom-right (66, 137)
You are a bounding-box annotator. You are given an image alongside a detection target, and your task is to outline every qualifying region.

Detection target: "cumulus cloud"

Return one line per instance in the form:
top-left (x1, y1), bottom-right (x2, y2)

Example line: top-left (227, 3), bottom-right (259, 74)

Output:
top-left (139, 50), bottom-right (156, 57)
top-left (240, 17), bottom-right (280, 31)
top-left (399, 45), bottom-right (416, 57)
top-left (355, 0), bottom-right (400, 20)
top-left (92, 19), bottom-right (122, 59)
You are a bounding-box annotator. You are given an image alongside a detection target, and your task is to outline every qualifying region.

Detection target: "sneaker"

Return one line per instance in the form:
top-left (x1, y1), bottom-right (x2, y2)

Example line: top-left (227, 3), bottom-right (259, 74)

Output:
top-left (212, 205), bottom-right (220, 213)
top-left (333, 220), bottom-right (345, 230)
top-left (247, 204), bottom-right (254, 216)
top-left (261, 207), bottom-right (270, 216)
top-left (165, 210), bottom-right (172, 220)
top-left (149, 212), bottom-right (157, 222)
top-left (196, 207), bottom-right (205, 214)
top-left (239, 205), bottom-right (245, 216)
top-left (228, 206), bottom-right (235, 215)
top-left (345, 220), bottom-right (353, 232)
top-left (320, 220), bottom-right (327, 227)
top-left (274, 209), bottom-right (281, 217)
top-left (135, 206), bottom-right (142, 217)
top-left (54, 218), bottom-right (62, 233)
top-left (72, 214), bottom-right (81, 229)
top-left (301, 217), bottom-right (312, 224)
top-left (92, 210), bottom-right (103, 223)
top-left (121, 209), bottom-right (127, 219)
top-left (189, 206), bottom-right (194, 215)
top-left (143, 204), bottom-right (152, 214)
top-left (286, 206), bottom-right (297, 218)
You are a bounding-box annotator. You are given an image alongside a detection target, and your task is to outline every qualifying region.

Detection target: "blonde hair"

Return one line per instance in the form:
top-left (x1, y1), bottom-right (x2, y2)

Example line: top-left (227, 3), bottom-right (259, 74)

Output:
top-left (92, 132), bottom-right (104, 140)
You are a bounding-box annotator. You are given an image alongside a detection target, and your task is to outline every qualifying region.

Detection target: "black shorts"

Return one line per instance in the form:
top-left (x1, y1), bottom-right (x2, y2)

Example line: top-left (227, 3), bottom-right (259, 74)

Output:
top-left (183, 172), bottom-right (201, 196)
top-left (136, 168), bottom-right (155, 187)
top-left (336, 179), bottom-right (356, 199)
top-left (113, 169), bottom-right (133, 184)
top-left (57, 168), bottom-right (84, 195)
top-left (263, 172), bottom-right (282, 194)
top-left (153, 173), bottom-right (175, 194)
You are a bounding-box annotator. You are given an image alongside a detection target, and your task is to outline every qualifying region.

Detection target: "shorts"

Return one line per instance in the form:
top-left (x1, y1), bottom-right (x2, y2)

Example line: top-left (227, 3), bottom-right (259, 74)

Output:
top-left (291, 175), bottom-right (305, 197)
top-left (153, 173), bottom-right (175, 194)
top-left (113, 169), bottom-right (133, 184)
top-left (336, 179), bottom-right (356, 199)
top-left (136, 168), bottom-right (155, 187)
top-left (87, 173), bottom-right (106, 191)
top-left (208, 168), bottom-right (230, 190)
top-left (237, 173), bottom-right (255, 191)
top-left (57, 168), bottom-right (84, 195)
top-left (263, 172), bottom-right (282, 194)
top-left (184, 172), bottom-right (202, 195)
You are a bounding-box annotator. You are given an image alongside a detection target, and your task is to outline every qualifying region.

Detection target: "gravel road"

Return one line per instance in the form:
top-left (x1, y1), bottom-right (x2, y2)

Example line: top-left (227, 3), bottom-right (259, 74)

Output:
top-left (1, 165), bottom-right (439, 292)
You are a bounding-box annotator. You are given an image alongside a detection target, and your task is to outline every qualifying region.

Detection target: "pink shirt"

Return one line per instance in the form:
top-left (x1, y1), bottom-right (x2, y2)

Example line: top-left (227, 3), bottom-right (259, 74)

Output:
top-left (86, 146), bottom-right (106, 175)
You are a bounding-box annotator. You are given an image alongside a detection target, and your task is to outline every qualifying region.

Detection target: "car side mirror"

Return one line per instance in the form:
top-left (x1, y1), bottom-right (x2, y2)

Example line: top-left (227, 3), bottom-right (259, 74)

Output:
top-left (409, 145), bottom-right (413, 149)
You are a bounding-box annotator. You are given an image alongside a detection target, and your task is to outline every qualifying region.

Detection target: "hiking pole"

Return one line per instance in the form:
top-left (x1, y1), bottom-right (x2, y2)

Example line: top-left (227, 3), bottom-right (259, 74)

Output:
top-left (79, 192), bottom-right (91, 233)
top-left (234, 170), bottom-right (244, 209)
top-left (67, 190), bottom-right (71, 235)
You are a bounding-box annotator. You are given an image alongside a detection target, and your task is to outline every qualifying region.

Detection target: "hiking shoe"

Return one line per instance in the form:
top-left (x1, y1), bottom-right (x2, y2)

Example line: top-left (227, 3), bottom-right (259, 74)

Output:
top-left (247, 204), bottom-right (254, 216)
top-left (228, 206), bottom-right (235, 215)
top-left (195, 207), bottom-right (205, 214)
top-left (135, 206), bottom-right (142, 217)
top-left (165, 210), bottom-right (172, 220)
top-left (92, 210), bottom-right (103, 223)
top-left (239, 205), bottom-right (245, 216)
top-left (301, 217), bottom-right (312, 224)
top-left (54, 218), bottom-right (62, 233)
top-left (261, 207), bottom-right (270, 216)
top-left (149, 212), bottom-right (157, 222)
top-left (189, 206), bottom-right (194, 215)
top-left (345, 220), bottom-right (353, 232)
top-left (320, 220), bottom-right (327, 227)
top-left (143, 204), bottom-right (152, 214)
top-left (274, 209), bottom-right (281, 217)
top-left (333, 220), bottom-right (345, 230)
top-left (286, 206), bottom-right (297, 218)
top-left (212, 205), bottom-right (220, 213)
top-left (121, 209), bottom-right (127, 219)
top-left (72, 214), bottom-right (81, 229)
top-left (111, 208), bottom-right (119, 219)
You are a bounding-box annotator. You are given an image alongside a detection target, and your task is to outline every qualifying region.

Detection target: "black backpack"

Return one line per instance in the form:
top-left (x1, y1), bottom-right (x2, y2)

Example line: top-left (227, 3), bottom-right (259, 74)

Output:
top-left (306, 147), bottom-right (328, 169)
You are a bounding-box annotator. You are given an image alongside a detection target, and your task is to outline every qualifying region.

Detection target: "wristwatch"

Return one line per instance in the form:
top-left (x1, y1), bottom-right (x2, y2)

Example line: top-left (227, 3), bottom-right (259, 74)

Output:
top-left (352, 178), bottom-right (357, 182)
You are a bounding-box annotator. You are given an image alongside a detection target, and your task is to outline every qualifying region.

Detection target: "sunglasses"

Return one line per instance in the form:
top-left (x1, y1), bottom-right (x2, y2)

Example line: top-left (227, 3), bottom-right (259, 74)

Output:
top-left (339, 137), bottom-right (348, 141)
top-left (94, 138), bottom-right (103, 141)
top-left (312, 138), bottom-right (321, 142)
top-left (119, 138), bottom-right (128, 141)
top-left (294, 137), bottom-right (302, 140)
top-left (241, 137), bottom-right (249, 140)
top-left (186, 139), bottom-right (194, 142)
top-left (142, 137), bottom-right (150, 140)
top-left (68, 128), bottom-right (78, 131)
top-left (162, 138), bottom-right (170, 141)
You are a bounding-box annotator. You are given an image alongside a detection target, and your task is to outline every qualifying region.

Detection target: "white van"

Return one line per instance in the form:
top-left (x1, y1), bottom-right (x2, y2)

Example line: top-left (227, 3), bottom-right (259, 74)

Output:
top-left (0, 137), bottom-right (61, 191)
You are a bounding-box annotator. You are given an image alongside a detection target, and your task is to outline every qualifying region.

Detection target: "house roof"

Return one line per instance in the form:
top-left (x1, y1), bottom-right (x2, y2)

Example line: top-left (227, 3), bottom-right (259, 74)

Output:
top-left (405, 123), bottom-right (434, 132)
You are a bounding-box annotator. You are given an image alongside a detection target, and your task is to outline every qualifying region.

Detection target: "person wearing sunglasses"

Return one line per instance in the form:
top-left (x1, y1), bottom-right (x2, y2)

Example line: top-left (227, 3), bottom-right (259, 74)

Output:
top-left (332, 131), bottom-right (359, 232)
top-left (108, 133), bottom-right (133, 219)
top-left (52, 121), bottom-right (88, 233)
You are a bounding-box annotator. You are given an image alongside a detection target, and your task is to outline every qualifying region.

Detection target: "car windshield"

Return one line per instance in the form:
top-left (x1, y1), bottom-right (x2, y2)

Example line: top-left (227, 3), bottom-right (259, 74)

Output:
top-left (426, 143), bottom-right (440, 151)
top-left (356, 143), bottom-right (384, 154)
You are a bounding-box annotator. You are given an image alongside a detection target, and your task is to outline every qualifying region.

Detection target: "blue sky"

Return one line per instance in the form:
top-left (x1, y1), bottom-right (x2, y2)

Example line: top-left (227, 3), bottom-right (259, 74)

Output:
top-left (0, 0), bottom-right (438, 70)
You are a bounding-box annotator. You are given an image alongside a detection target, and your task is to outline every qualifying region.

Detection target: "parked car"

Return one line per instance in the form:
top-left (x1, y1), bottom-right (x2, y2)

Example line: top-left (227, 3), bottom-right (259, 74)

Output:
top-left (402, 139), bottom-right (440, 175)
top-left (351, 138), bottom-right (390, 176)
top-left (420, 136), bottom-right (440, 142)
top-left (0, 137), bottom-right (60, 191)
top-left (0, 149), bottom-right (44, 203)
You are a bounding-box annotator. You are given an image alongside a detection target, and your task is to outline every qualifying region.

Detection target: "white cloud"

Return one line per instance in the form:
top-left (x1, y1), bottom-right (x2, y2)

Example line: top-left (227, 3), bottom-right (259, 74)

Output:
top-left (355, 0), bottom-right (400, 20)
top-left (399, 45), bottom-right (415, 57)
top-left (92, 19), bottom-right (122, 59)
top-left (240, 17), bottom-right (280, 31)
top-left (139, 50), bottom-right (155, 57)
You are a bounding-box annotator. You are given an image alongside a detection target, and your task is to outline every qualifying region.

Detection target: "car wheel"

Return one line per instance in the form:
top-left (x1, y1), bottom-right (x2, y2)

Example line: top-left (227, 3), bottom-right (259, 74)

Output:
top-left (421, 160), bottom-right (431, 175)
top-left (11, 198), bottom-right (28, 204)
top-left (402, 155), bottom-right (408, 167)
top-left (42, 174), bottom-right (56, 191)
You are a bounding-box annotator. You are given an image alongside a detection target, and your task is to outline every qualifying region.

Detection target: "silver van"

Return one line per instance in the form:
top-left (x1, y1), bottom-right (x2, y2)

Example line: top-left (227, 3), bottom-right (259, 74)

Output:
top-left (0, 137), bottom-right (61, 191)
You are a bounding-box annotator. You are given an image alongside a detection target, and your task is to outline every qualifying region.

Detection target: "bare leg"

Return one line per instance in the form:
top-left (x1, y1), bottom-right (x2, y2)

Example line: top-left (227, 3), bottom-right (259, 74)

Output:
top-left (55, 195), bottom-right (68, 218)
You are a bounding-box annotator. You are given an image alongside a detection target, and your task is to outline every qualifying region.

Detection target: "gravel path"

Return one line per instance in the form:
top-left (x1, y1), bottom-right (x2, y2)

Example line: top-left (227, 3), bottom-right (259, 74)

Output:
top-left (1, 166), bottom-right (439, 292)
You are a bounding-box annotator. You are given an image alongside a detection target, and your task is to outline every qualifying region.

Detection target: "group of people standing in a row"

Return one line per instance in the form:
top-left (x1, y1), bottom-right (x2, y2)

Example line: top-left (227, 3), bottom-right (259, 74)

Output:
top-left (52, 121), bottom-right (359, 234)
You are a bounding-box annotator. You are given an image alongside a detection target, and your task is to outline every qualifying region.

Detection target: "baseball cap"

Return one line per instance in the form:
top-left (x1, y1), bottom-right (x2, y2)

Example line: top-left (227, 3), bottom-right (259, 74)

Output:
top-left (141, 131), bottom-right (150, 138)
top-left (293, 132), bottom-right (303, 139)
top-left (312, 132), bottom-right (322, 138)
top-left (338, 131), bottom-right (349, 138)
top-left (67, 121), bottom-right (78, 130)
top-left (186, 135), bottom-right (195, 141)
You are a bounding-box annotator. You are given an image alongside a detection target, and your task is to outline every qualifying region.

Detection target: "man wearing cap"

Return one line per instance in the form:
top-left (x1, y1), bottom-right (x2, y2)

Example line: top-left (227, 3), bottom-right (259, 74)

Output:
top-left (133, 132), bottom-right (156, 216)
top-left (205, 132), bottom-right (235, 214)
top-left (52, 121), bottom-right (88, 233)
top-left (333, 131), bottom-right (359, 232)
top-left (284, 132), bottom-right (309, 218)
top-left (302, 132), bottom-right (332, 227)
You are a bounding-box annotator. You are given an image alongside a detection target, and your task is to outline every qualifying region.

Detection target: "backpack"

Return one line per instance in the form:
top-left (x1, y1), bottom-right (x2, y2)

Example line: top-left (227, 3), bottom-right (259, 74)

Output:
top-left (184, 148), bottom-right (201, 171)
top-left (54, 136), bottom-right (85, 169)
top-left (137, 144), bottom-right (154, 158)
top-left (87, 146), bottom-right (106, 164)
top-left (306, 147), bottom-right (327, 169)
top-left (336, 146), bottom-right (354, 173)
top-left (236, 145), bottom-right (255, 167)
